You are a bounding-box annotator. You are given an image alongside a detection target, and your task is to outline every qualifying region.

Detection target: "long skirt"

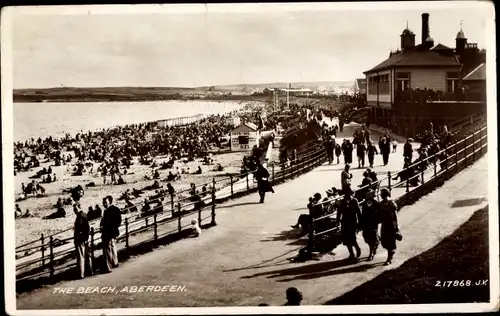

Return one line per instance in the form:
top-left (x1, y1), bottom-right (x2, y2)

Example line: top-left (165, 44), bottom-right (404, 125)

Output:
top-left (341, 226), bottom-right (357, 246)
top-left (362, 228), bottom-right (380, 248)
top-left (380, 226), bottom-right (397, 251)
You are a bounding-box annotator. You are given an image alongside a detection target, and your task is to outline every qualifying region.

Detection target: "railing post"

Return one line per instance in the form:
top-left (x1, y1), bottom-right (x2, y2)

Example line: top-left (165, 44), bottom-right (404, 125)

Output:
top-left (271, 165), bottom-right (275, 185)
top-left (177, 202), bottom-right (181, 216)
top-left (170, 193), bottom-right (174, 211)
top-left (464, 134), bottom-right (467, 167)
top-left (145, 217), bottom-right (149, 227)
top-left (387, 171), bottom-right (392, 192)
top-left (246, 173), bottom-right (249, 192)
top-left (308, 206), bottom-right (315, 252)
top-left (282, 162), bottom-right (286, 183)
top-left (153, 213), bottom-right (158, 242)
top-left (40, 234), bottom-right (45, 267)
top-left (472, 128), bottom-right (476, 162)
top-left (420, 162), bottom-right (425, 185)
top-left (406, 176), bottom-right (409, 193)
top-left (177, 210), bottom-right (182, 233)
top-left (90, 227), bottom-right (95, 269)
top-left (211, 181), bottom-right (217, 226)
top-left (49, 236), bottom-right (54, 278)
top-left (454, 140), bottom-right (458, 170)
top-left (230, 175), bottom-right (234, 197)
top-left (433, 157), bottom-right (437, 188)
top-left (125, 218), bottom-right (129, 250)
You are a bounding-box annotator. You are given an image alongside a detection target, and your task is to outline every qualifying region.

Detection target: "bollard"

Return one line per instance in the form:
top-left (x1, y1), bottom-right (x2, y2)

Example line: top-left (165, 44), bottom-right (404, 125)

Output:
top-left (154, 213), bottom-right (158, 242)
top-left (230, 175), bottom-right (234, 197)
top-left (125, 218), bottom-right (129, 250)
top-left (49, 236), bottom-right (54, 278)
top-left (387, 171), bottom-right (392, 192)
top-left (41, 234), bottom-right (45, 267)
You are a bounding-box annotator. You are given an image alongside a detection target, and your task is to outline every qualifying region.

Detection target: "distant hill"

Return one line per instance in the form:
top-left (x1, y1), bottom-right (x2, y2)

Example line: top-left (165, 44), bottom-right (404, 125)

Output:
top-left (199, 81), bottom-right (355, 92)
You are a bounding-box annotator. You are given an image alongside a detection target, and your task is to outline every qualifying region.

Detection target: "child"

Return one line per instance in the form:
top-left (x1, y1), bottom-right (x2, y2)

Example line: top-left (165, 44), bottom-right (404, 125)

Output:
top-left (392, 140), bottom-right (398, 153)
top-left (191, 219), bottom-right (202, 237)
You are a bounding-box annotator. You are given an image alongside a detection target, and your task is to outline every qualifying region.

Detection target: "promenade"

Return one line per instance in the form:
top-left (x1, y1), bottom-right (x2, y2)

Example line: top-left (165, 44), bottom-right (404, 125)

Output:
top-left (16, 123), bottom-right (489, 309)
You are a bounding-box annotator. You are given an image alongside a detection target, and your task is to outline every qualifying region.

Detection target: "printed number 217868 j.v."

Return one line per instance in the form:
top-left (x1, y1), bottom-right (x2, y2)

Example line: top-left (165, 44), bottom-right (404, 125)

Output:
top-left (435, 280), bottom-right (488, 287)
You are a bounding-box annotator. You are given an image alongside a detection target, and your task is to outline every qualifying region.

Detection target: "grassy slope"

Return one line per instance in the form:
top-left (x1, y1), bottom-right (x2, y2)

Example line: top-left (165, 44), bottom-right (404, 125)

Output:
top-left (326, 205), bottom-right (490, 305)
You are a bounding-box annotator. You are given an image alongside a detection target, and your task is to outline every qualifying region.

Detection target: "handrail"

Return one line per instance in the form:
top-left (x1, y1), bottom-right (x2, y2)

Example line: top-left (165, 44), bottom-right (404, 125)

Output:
top-left (310, 122), bottom-right (487, 242)
top-left (16, 138), bottom-right (328, 268)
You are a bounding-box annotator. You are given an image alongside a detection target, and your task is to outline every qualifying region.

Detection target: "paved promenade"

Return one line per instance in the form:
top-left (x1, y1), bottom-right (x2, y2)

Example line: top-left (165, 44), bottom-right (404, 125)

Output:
top-left (15, 127), bottom-right (489, 309)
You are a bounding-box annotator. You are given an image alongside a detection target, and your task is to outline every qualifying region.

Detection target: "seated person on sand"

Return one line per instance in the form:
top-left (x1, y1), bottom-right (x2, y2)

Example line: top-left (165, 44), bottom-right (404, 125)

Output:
top-left (213, 163), bottom-right (224, 172)
top-left (43, 206), bottom-right (66, 219)
top-left (124, 198), bottom-right (138, 214)
top-left (15, 204), bottom-right (23, 218)
top-left (167, 171), bottom-right (177, 182)
top-left (132, 188), bottom-right (142, 198)
top-left (190, 219), bottom-right (202, 237)
top-left (22, 209), bottom-right (35, 218)
top-left (153, 170), bottom-right (160, 179)
top-left (116, 174), bottom-right (125, 185)
top-left (141, 199), bottom-right (152, 216)
top-left (193, 166), bottom-right (202, 175)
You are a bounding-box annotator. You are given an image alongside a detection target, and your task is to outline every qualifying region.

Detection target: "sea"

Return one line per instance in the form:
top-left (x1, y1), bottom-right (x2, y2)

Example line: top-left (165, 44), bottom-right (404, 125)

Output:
top-left (13, 100), bottom-right (245, 142)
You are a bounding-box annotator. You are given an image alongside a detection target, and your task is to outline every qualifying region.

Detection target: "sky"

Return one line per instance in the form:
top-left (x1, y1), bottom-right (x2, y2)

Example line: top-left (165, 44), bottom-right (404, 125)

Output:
top-left (9, 2), bottom-right (493, 89)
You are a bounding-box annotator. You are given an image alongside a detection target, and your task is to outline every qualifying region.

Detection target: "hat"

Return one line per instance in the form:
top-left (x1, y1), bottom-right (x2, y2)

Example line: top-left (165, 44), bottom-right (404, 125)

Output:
top-left (363, 171), bottom-right (369, 177)
top-left (331, 187), bottom-right (338, 194)
top-left (313, 193), bottom-right (322, 200)
top-left (326, 189), bottom-right (334, 196)
top-left (286, 287), bottom-right (303, 300)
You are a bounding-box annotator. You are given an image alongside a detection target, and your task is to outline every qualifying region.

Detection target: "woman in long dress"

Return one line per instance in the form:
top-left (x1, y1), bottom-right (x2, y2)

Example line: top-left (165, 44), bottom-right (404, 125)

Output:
top-left (379, 188), bottom-right (400, 265)
top-left (360, 189), bottom-right (380, 261)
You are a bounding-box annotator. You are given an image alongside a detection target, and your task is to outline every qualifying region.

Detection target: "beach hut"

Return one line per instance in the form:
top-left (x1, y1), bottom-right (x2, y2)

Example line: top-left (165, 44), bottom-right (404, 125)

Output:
top-left (230, 122), bottom-right (260, 152)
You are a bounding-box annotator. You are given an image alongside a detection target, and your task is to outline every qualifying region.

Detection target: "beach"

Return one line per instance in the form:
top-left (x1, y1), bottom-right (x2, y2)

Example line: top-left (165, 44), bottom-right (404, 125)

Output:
top-left (13, 100), bottom-right (265, 247)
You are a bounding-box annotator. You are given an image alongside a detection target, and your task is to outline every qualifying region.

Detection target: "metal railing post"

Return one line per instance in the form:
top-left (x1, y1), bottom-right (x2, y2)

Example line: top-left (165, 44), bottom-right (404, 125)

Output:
top-left (308, 206), bottom-right (315, 252)
top-left (472, 128), bottom-right (476, 162)
top-left (170, 194), bottom-right (174, 211)
top-left (464, 134), bottom-right (467, 167)
top-left (406, 176), bottom-right (409, 193)
top-left (211, 180), bottom-right (217, 226)
top-left (387, 171), bottom-right (392, 192)
top-left (153, 213), bottom-right (158, 242)
top-left (49, 236), bottom-right (54, 278)
top-left (420, 162), bottom-right (425, 185)
top-left (41, 234), bottom-right (45, 267)
top-left (125, 218), bottom-right (129, 250)
top-left (433, 158), bottom-right (437, 188)
top-left (454, 140), bottom-right (458, 170)
top-left (272, 165), bottom-right (275, 185)
top-left (246, 173), bottom-right (249, 192)
top-left (282, 162), bottom-right (286, 183)
top-left (230, 175), bottom-right (234, 197)
top-left (90, 227), bottom-right (95, 269)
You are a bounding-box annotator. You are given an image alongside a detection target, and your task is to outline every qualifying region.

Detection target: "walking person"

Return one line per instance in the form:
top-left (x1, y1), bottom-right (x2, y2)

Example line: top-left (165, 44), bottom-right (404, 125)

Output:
top-left (255, 162), bottom-right (274, 203)
top-left (366, 140), bottom-right (378, 168)
top-left (341, 164), bottom-right (353, 194)
top-left (345, 140), bottom-right (354, 164)
top-left (334, 143), bottom-right (342, 164)
top-left (356, 141), bottom-right (366, 168)
top-left (379, 188), bottom-right (401, 265)
top-left (100, 195), bottom-right (122, 273)
top-left (380, 137), bottom-right (391, 166)
top-left (325, 137), bottom-right (334, 164)
top-left (73, 203), bottom-right (93, 279)
top-left (403, 138), bottom-right (413, 163)
top-left (360, 189), bottom-right (380, 261)
top-left (336, 188), bottom-right (362, 261)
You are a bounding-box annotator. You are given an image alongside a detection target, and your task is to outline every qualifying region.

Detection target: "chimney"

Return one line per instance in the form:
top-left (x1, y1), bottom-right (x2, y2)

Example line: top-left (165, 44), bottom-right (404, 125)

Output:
top-left (422, 13), bottom-right (429, 44)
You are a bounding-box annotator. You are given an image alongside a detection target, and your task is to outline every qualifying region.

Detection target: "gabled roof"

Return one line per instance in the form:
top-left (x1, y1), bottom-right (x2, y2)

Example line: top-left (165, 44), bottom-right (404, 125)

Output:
top-left (463, 63), bottom-right (486, 81)
top-left (431, 43), bottom-right (452, 51)
top-left (364, 46), bottom-right (461, 74)
top-left (355, 78), bottom-right (366, 90)
top-left (231, 122), bottom-right (258, 133)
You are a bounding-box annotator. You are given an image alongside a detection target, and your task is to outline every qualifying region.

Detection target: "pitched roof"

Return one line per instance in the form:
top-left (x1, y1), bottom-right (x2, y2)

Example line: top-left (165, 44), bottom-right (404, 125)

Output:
top-left (231, 122), bottom-right (258, 133)
top-left (463, 63), bottom-right (486, 81)
top-left (364, 46), bottom-right (461, 74)
top-left (431, 43), bottom-right (452, 51)
top-left (355, 78), bottom-right (366, 90)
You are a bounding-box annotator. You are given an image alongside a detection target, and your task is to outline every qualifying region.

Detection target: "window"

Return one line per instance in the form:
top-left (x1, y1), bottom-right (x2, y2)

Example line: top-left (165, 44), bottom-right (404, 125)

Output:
top-left (446, 72), bottom-right (460, 93)
top-left (379, 74), bottom-right (390, 94)
top-left (238, 136), bottom-right (249, 145)
top-left (396, 72), bottom-right (410, 92)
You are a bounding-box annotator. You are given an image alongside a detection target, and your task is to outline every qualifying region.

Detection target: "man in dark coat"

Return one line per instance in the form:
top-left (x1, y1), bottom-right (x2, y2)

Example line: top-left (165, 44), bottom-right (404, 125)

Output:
top-left (100, 195), bottom-right (122, 273)
top-left (336, 188), bottom-right (362, 261)
top-left (73, 203), bottom-right (93, 278)
top-left (325, 138), bottom-right (335, 164)
top-left (334, 143), bottom-right (342, 164)
top-left (380, 137), bottom-right (391, 166)
top-left (360, 189), bottom-right (380, 261)
top-left (356, 141), bottom-right (367, 168)
top-left (403, 138), bottom-right (413, 162)
top-left (255, 162), bottom-right (274, 203)
top-left (366, 140), bottom-right (378, 168)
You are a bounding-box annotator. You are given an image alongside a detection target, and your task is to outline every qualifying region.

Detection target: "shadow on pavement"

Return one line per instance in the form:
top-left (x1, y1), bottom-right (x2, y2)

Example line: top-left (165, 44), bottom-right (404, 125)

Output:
top-left (277, 261), bottom-right (385, 282)
top-left (216, 201), bottom-right (262, 210)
